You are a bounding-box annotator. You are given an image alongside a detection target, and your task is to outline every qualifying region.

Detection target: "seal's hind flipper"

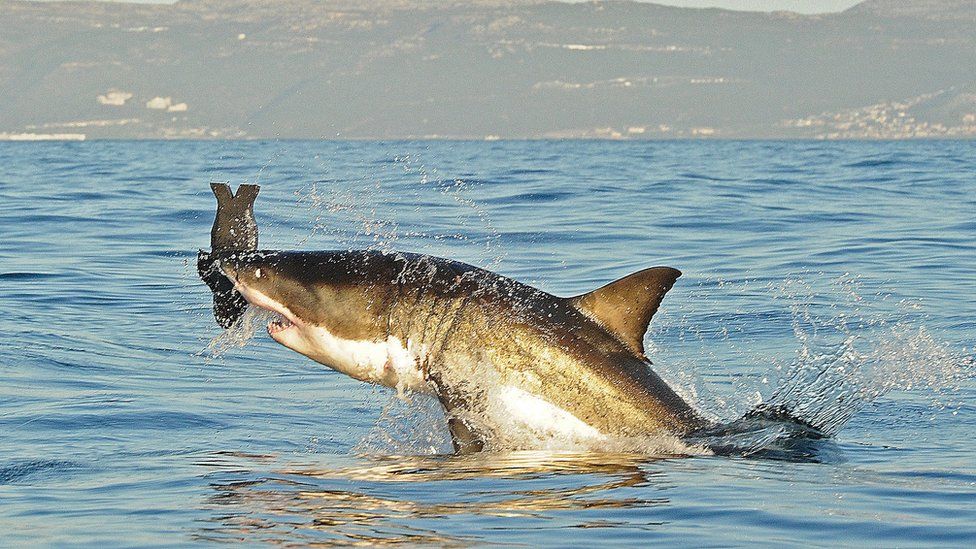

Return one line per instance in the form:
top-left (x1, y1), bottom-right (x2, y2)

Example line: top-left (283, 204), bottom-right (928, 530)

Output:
top-left (209, 183), bottom-right (259, 251)
top-left (199, 183), bottom-right (260, 328)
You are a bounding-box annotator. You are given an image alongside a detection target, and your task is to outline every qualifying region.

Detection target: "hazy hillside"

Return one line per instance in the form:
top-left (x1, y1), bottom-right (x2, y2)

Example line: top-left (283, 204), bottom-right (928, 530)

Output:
top-left (1, 0), bottom-right (974, 139)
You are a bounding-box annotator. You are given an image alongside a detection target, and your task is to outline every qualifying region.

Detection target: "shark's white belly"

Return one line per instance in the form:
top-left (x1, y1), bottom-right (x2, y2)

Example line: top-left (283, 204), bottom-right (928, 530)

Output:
top-left (302, 325), bottom-right (603, 445)
top-left (301, 326), bottom-right (430, 396)
top-left (268, 299), bottom-right (604, 447)
top-left (485, 385), bottom-right (605, 447)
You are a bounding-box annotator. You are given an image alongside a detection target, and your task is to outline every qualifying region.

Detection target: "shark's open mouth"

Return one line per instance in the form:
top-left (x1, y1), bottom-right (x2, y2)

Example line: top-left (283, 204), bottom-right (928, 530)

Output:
top-left (267, 311), bottom-right (294, 335)
top-left (220, 266), bottom-right (302, 338)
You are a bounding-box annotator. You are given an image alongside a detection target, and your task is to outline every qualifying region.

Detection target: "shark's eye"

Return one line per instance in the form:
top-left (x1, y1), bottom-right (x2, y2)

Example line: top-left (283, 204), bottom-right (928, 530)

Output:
top-left (255, 268), bottom-right (262, 278)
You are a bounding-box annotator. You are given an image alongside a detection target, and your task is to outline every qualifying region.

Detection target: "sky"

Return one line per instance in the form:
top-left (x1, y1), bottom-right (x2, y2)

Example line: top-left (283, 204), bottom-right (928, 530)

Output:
top-left (29, 0), bottom-right (867, 15)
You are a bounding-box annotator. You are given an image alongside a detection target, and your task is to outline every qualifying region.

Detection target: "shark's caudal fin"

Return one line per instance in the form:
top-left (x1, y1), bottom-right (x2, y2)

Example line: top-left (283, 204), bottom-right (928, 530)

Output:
top-left (567, 267), bottom-right (681, 357)
top-left (198, 183), bottom-right (260, 328)
top-left (740, 403), bottom-right (827, 436)
top-left (688, 403), bottom-right (828, 459)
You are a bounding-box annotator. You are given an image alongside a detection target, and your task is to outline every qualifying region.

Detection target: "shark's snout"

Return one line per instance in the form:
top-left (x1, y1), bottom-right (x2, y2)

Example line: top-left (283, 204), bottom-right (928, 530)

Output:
top-left (217, 256), bottom-right (304, 342)
top-left (217, 254), bottom-right (277, 289)
top-left (216, 259), bottom-right (238, 281)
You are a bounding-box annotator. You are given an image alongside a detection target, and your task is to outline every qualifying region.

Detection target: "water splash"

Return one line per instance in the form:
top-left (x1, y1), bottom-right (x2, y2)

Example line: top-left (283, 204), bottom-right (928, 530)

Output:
top-left (205, 305), bottom-right (274, 357)
top-left (759, 274), bottom-right (972, 436)
top-left (297, 180), bottom-right (403, 251)
top-left (354, 393), bottom-right (453, 456)
top-left (766, 321), bottom-right (971, 436)
top-left (294, 154), bottom-right (505, 269)
top-left (655, 272), bottom-right (973, 458)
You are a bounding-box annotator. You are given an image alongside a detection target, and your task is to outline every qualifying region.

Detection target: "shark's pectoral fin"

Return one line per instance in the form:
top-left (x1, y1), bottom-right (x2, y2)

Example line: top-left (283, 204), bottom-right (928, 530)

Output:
top-left (438, 394), bottom-right (485, 454)
top-left (445, 415), bottom-right (485, 454)
top-left (429, 374), bottom-right (485, 454)
top-left (568, 266), bottom-right (681, 357)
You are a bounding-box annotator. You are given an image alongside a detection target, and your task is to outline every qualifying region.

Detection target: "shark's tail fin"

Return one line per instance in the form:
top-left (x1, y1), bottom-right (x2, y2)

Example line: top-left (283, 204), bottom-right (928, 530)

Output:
top-left (739, 403), bottom-right (827, 438)
top-left (689, 403), bottom-right (827, 458)
top-left (198, 183), bottom-right (260, 328)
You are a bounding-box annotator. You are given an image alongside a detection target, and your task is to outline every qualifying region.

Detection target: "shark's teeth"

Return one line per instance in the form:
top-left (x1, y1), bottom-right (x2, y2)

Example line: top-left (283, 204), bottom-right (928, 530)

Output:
top-left (267, 313), bottom-right (294, 334)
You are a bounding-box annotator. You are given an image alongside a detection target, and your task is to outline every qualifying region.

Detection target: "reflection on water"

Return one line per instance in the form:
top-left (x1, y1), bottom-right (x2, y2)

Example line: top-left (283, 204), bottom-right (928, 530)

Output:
top-left (194, 451), bottom-right (670, 545)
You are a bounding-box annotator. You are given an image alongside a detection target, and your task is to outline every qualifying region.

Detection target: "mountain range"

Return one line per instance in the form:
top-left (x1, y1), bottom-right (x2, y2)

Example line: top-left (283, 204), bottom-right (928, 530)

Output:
top-left (1, 0), bottom-right (974, 139)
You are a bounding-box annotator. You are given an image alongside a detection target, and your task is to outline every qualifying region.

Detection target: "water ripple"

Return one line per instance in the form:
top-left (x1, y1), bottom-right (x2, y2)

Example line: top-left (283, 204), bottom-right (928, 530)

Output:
top-left (1, 140), bottom-right (973, 546)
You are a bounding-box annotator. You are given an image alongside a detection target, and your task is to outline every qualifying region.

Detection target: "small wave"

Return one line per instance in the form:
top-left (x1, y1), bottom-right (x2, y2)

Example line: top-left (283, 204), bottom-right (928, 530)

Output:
top-left (505, 168), bottom-right (554, 177)
top-left (0, 459), bottom-right (83, 484)
top-left (749, 177), bottom-right (802, 186)
top-left (2, 411), bottom-right (225, 432)
top-left (0, 271), bottom-right (63, 281)
top-left (677, 172), bottom-right (735, 181)
top-left (844, 158), bottom-right (901, 168)
top-left (482, 191), bottom-right (574, 204)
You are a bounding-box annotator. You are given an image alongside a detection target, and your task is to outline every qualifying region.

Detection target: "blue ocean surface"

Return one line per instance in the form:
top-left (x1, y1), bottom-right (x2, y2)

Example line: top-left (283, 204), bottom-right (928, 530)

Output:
top-left (1, 140), bottom-right (974, 546)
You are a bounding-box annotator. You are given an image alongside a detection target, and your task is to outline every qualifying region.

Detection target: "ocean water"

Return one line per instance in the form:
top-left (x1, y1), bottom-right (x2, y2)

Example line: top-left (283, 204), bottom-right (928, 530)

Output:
top-left (1, 140), bottom-right (974, 546)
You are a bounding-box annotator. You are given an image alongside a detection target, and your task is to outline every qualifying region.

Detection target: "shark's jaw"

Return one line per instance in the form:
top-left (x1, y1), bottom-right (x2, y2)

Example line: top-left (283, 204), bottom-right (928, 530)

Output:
top-left (221, 265), bottom-right (430, 395)
top-left (225, 273), bottom-right (302, 343)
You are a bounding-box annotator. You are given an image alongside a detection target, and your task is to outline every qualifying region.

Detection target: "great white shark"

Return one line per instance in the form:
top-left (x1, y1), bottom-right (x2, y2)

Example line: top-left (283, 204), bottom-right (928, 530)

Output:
top-left (198, 184), bottom-right (817, 453)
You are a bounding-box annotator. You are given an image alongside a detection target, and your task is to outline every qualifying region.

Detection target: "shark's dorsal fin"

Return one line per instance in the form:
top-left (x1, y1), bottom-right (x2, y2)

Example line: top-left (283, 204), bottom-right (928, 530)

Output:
top-left (568, 266), bottom-right (681, 357)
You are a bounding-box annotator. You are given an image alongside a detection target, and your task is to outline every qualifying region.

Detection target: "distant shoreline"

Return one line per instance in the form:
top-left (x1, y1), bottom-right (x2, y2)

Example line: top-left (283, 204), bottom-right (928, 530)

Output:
top-left (0, 132), bottom-right (87, 141)
top-left (3, 0), bottom-right (973, 142)
top-left (2, 136), bottom-right (974, 143)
